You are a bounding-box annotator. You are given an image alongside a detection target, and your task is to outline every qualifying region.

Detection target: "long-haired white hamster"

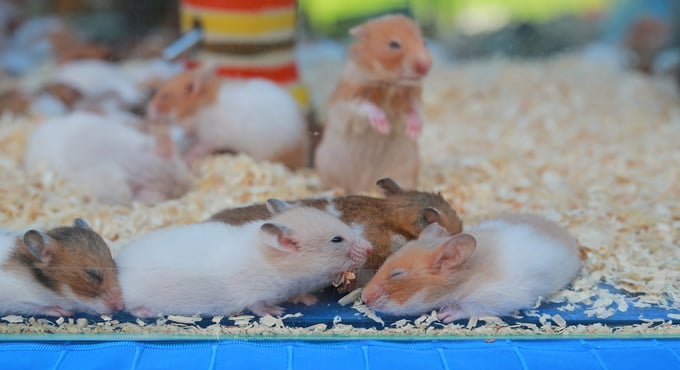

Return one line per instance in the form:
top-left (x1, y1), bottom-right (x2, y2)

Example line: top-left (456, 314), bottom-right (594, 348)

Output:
top-left (115, 199), bottom-right (373, 318)
top-left (24, 111), bottom-right (191, 205)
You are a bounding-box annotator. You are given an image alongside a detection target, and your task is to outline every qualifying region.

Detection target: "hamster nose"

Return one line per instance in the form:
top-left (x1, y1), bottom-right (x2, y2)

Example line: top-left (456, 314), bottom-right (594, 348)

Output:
top-left (414, 58), bottom-right (432, 75)
top-left (361, 285), bottom-right (383, 306)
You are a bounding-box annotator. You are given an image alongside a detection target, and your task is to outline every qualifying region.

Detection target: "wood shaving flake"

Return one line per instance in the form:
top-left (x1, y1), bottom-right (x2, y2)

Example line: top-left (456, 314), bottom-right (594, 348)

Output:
top-left (166, 315), bottom-right (201, 324)
top-left (1, 315), bottom-right (24, 324)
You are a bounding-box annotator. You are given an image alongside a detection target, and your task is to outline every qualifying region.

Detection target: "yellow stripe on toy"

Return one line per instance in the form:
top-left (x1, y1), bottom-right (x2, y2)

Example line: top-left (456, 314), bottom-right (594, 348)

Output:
top-left (181, 7), bottom-right (296, 42)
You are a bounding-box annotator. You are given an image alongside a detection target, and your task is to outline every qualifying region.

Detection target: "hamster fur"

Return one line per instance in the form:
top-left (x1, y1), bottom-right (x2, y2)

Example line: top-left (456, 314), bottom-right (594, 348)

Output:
top-left (0, 219), bottom-right (123, 316)
top-left (208, 177), bottom-right (462, 271)
top-left (116, 199), bottom-right (373, 318)
top-left (24, 111), bottom-right (191, 205)
top-left (314, 14), bottom-right (432, 192)
top-left (147, 68), bottom-right (309, 168)
top-left (361, 214), bottom-right (582, 322)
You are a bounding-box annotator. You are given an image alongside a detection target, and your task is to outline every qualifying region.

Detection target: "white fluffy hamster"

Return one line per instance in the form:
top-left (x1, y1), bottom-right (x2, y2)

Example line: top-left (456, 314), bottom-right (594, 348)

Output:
top-left (115, 199), bottom-right (373, 318)
top-left (146, 69), bottom-right (309, 168)
top-left (0, 219), bottom-right (123, 317)
top-left (361, 214), bottom-right (582, 322)
top-left (24, 111), bottom-right (191, 205)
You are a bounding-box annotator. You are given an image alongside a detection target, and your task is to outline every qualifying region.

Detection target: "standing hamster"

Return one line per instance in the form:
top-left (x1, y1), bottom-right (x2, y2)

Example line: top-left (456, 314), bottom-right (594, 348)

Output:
top-left (0, 219), bottom-right (123, 317)
top-left (147, 68), bottom-right (309, 168)
top-left (209, 178), bottom-right (462, 271)
top-left (24, 111), bottom-right (191, 205)
top-left (314, 14), bottom-right (432, 193)
top-left (116, 199), bottom-right (373, 318)
top-left (362, 214), bottom-right (582, 322)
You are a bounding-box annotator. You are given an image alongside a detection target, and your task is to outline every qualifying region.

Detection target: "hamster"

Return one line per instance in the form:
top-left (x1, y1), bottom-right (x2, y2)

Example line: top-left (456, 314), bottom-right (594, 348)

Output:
top-left (314, 14), bottom-right (432, 193)
top-left (209, 178), bottom-right (462, 271)
top-left (115, 199), bottom-right (373, 318)
top-left (0, 218), bottom-right (123, 317)
top-left (361, 214), bottom-right (582, 322)
top-left (24, 111), bottom-right (191, 205)
top-left (146, 68), bottom-right (309, 168)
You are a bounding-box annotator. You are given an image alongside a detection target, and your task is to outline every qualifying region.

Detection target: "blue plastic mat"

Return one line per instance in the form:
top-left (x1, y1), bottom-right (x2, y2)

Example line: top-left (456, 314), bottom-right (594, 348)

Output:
top-left (1, 339), bottom-right (680, 370)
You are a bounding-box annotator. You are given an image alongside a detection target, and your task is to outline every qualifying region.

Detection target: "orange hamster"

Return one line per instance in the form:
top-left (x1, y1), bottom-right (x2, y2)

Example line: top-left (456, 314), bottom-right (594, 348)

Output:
top-left (314, 14), bottom-right (432, 192)
top-left (362, 214), bottom-right (582, 322)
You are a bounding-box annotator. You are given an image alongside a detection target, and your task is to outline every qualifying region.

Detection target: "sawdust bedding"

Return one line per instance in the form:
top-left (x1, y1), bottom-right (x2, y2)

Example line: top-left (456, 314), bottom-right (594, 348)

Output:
top-left (0, 50), bottom-right (679, 339)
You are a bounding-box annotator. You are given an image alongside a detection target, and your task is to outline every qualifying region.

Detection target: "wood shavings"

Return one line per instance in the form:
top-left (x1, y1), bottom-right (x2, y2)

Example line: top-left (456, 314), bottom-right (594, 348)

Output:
top-left (1, 51), bottom-right (680, 337)
top-left (338, 288), bottom-right (362, 306)
top-left (166, 315), bottom-right (201, 324)
top-left (1, 315), bottom-right (24, 323)
top-left (351, 301), bottom-right (385, 326)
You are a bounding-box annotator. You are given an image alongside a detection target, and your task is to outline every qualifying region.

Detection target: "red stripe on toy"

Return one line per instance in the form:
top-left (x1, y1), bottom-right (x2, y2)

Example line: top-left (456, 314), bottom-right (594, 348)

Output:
top-left (215, 63), bottom-right (298, 84)
top-left (181, 0), bottom-right (295, 12)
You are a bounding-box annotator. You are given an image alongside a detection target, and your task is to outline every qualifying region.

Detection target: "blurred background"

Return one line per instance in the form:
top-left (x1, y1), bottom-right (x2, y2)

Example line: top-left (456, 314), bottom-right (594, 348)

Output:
top-left (3, 0), bottom-right (679, 61)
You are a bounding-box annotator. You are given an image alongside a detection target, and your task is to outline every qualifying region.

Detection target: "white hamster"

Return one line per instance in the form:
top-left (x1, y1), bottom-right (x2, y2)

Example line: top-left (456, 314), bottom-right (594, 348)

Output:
top-left (24, 111), bottom-right (191, 205)
top-left (115, 199), bottom-right (373, 318)
top-left (362, 213), bottom-right (582, 322)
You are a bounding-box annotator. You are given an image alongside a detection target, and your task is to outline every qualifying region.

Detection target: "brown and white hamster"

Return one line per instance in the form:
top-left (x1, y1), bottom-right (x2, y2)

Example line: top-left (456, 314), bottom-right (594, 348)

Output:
top-left (314, 14), bottom-right (432, 192)
top-left (146, 68), bottom-right (309, 168)
top-left (0, 219), bottom-right (123, 317)
top-left (116, 199), bottom-right (373, 318)
top-left (24, 111), bottom-right (191, 205)
top-left (209, 178), bottom-right (462, 271)
top-left (362, 214), bottom-right (582, 322)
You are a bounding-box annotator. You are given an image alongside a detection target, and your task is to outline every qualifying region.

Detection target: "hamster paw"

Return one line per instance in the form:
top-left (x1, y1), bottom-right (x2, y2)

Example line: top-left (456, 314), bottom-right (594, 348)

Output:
top-left (249, 303), bottom-right (285, 317)
top-left (128, 306), bottom-right (155, 318)
top-left (41, 306), bottom-right (73, 317)
top-left (437, 306), bottom-right (467, 323)
top-left (369, 109), bottom-right (390, 135)
top-left (289, 293), bottom-right (318, 306)
top-left (405, 111), bottom-right (422, 141)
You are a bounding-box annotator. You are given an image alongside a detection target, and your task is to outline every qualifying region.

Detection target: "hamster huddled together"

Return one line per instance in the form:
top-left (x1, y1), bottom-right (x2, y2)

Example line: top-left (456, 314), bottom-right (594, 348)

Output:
top-left (1, 13), bottom-right (584, 324)
top-left (0, 177), bottom-right (582, 323)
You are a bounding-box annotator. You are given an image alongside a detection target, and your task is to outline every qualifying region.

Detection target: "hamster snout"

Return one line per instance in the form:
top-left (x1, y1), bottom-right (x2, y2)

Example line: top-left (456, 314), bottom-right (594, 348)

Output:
top-left (412, 56), bottom-right (432, 76)
top-left (361, 284), bottom-right (387, 308)
top-left (349, 239), bottom-right (373, 264)
top-left (101, 288), bottom-right (124, 312)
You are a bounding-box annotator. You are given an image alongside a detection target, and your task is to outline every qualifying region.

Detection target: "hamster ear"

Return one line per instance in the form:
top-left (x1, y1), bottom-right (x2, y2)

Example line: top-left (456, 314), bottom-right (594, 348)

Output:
top-left (266, 199), bottom-right (293, 214)
top-left (22, 230), bottom-right (56, 263)
top-left (417, 207), bottom-right (441, 229)
top-left (260, 223), bottom-right (299, 253)
top-left (376, 178), bottom-right (403, 195)
top-left (349, 24), bottom-right (366, 39)
top-left (430, 233), bottom-right (476, 271)
top-left (418, 221), bottom-right (449, 241)
top-left (73, 218), bottom-right (90, 229)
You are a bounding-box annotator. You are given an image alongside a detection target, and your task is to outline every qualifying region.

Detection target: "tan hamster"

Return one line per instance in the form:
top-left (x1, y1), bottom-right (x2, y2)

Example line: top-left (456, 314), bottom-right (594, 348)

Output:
top-left (209, 178), bottom-right (462, 271)
top-left (147, 68), bottom-right (309, 168)
top-left (0, 219), bottom-right (123, 317)
top-left (362, 214), bottom-right (582, 322)
top-left (314, 14), bottom-right (432, 192)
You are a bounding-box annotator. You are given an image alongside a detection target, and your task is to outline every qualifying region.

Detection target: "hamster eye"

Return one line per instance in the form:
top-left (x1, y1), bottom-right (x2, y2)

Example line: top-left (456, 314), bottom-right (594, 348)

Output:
top-left (331, 236), bottom-right (344, 243)
top-left (389, 269), bottom-right (406, 280)
top-left (388, 40), bottom-right (401, 49)
top-left (85, 269), bottom-right (103, 285)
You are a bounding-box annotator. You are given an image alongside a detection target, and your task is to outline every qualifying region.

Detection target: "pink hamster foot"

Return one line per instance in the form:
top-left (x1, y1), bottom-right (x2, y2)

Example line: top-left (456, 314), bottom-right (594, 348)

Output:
top-left (437, 305), bottom-right (469, 323)
top-left (249, 303), bottom-right (285, 317)
top-left (183, 142), bottom-right (215, 164)
top-left (405, 111), bottom-right (422, 141)
top-left (289, 293), bottom-right (318, 306)
top-left (128, 306), bottom-right (156, 318)
top-left (357, 100), bottom-right (390, 135)
top-left (41, 306), bottom-right (73, 317)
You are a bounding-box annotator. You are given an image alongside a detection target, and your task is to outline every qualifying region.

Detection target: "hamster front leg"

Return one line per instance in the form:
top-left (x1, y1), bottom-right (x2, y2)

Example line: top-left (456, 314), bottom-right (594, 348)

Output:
top-left (41, 305), bottom-right (74, 317)
top-left (355, 99), bottom-right (390, 135)
top-left (437, 304), bottom-right (471, 323)
top-left (289, 293), bottom-right (318, 306)
top-left (184, 141), bottom-right (217, 164)
top-left (248, 302), bottom-right (285, 317)
top-left (405, 109), bottom-right (423, 141)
